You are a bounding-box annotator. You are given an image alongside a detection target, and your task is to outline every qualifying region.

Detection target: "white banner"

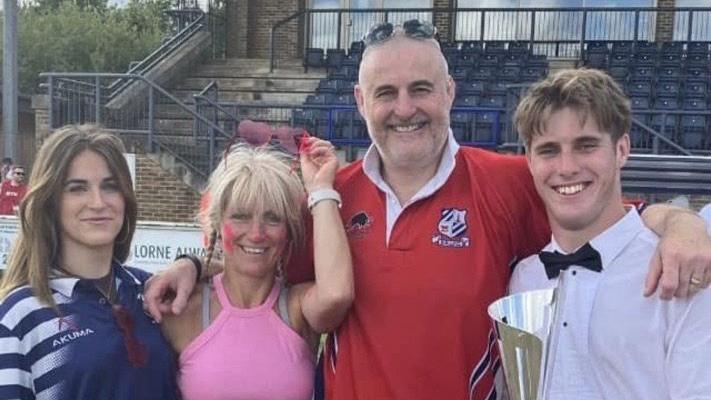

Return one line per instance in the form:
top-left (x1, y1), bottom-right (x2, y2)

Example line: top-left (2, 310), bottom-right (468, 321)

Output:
top-left (0, 216), bottom-right (204, 274)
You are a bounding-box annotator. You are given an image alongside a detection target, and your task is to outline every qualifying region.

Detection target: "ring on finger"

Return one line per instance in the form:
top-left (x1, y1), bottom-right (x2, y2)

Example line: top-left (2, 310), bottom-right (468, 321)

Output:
top-left (690, 276), bottom-right (702, 286)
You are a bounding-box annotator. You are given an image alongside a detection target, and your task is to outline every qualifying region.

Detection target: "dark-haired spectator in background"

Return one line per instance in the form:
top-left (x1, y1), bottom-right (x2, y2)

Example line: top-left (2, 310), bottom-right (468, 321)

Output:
top-left (0, 166), bottom-right (28, 215)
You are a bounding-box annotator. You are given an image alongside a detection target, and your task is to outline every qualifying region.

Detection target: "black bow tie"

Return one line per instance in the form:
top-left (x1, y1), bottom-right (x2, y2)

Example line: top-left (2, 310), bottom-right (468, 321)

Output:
top-left (539, 242), bottom-right (603, 279)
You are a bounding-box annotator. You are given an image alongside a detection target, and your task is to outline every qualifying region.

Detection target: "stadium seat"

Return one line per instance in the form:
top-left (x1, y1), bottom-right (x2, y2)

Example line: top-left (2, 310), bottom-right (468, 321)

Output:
top-left (461, 41), bottom-right (483, 56)
top-left (633, 53), bottom-right (655, 66)
top-left (497, 66), bottom-right (521, 82)
top-left (455, 95), bottom-right (480, 107)
top-left (341, 52), bottom-right (361, 68)
top-left (680, 115), bottom-right (707, 149)
top-left (479, 95), bottom-right (506, 108)
top-left (526, 54), bottom-right (548, 66)
top-left (304, 48), bottom-right (325, 72)
top-left (610, 53), bottom-right (632, 67)
top-left (473, 112), bottom-right (496, 142)
top-left (333, 94), bottom-right (355, 106)
top-left (655, 81), bottom-right (680, 99)
top-left (683, 98), bottom-right (707, 110)
top-left (349, 41), bottom-right (365, 55)
top-left (502, 53), bottom-right (525, 66)
top-left (654, 98), bottom-right (679, 110)
top-left (487, 82), bottom-right (509, 95)
top-left (586, 41), bottom-right (610, 54)
top-left (469, 66), bottom-right (496, 81)
top-left (631, 66), bottom-right (655, 81)
top-left (684, 81), bottom-right (708, 98)
top-left (460, 80), bottom-right (486, 96)
top-left (686, 42), bottom-right (709, 57)
top-left (659, 53), bottom-right (682, 67)
top-left (686, 53), bottom-right (709, 68)
top-left (650, 113), bottom-right (679, 139)
top-left (630, 96), bottom-right (651, 109)
top-left (451, 67), bottom-right (469, 81)
top-left (484, 41), bottom-right (507, 55)
top-left (326, 49), bottom-right (346, 71)
top-left (585, 53), bottom-right (608, 69)
top-left (450, 112), bottom-right (473, 142)
top-left (316, 79), bottom-right (345, 95)
top-left (608, 66), bottom-right (629, 82)
top-left (459, 52), bottom-right (479, 66)
top-left (660, 41), bottom-right (683, 56)
top-left (508, 41), bottom-right (531, 55)
top-left (611, 41), bottom-right (634, 55)
top-left (657, 67), bottom-right (681, 82)
top-left (479, 54), bottom-right (500, 67)
top-left (635, 41), bottom-right (657, 55)
top-left (685, 66), bottom-right (710, 81)
top-left (627, 80), bottom-right (652, 97)
top-left (521, 66), bottom-right (547, 81)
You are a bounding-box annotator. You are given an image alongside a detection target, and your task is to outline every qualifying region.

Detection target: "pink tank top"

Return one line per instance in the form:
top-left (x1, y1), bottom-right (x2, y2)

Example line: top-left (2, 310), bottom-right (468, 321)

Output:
top-left (178, 273), bottom-right (315, 400)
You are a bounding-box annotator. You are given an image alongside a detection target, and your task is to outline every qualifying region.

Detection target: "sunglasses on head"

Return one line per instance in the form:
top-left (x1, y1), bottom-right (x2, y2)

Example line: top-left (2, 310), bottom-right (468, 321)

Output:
top-left (363, 19), bottom-right (437, 47)
top-left (223, 120), bottom-right (311, 162)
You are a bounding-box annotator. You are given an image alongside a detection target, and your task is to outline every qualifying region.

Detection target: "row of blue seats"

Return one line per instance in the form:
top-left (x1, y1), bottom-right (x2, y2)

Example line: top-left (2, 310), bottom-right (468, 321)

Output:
top-left (585, 40), bottom-right (711, 56)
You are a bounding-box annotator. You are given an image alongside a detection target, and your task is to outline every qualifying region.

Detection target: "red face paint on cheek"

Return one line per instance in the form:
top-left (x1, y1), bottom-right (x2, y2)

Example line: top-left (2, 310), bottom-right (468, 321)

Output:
top-left (221, 223), bottom-right (236, 254)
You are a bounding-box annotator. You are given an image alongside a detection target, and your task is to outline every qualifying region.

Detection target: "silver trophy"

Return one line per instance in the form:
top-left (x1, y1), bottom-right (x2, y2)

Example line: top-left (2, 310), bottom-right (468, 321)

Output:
top-left (488, 289), bottom-right (559, 400)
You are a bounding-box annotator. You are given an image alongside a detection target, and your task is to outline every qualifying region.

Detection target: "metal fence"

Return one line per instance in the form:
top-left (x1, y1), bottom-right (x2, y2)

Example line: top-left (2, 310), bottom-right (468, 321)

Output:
top-left (40, 72), bottom-right (225, 180)
top-left (278, 7), bottom-right (711, 60)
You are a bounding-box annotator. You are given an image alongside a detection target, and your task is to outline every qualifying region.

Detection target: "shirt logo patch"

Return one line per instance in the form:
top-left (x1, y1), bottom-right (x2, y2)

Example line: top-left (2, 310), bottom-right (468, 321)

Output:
top-left (432, 208), bottom-right (471, 248)
top-left (345, 211), bottom-right (373, 238)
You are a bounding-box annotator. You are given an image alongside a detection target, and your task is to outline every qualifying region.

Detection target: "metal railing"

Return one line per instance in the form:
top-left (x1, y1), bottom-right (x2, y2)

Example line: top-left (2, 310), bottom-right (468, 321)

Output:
top-left (270, 6), bottom-right (711, 69)
top-left (41, 72), bottom-right (226, 180)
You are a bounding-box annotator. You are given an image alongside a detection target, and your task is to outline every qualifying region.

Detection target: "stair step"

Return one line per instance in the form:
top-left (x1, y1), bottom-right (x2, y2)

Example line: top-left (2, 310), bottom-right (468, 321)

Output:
top-left (171, 89), bottom-right (310, 104)
top-left (193, 65), bottom-right (325, 79)
top-left (177, 77), bottom-right (320, 92)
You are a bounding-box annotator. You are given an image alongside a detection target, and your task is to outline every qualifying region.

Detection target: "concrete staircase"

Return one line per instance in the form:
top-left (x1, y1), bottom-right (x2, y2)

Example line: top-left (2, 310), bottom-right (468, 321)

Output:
top-left (151, 58), bottom-right (326, 189)
top-left (156, 58), bottom-right (325, 132)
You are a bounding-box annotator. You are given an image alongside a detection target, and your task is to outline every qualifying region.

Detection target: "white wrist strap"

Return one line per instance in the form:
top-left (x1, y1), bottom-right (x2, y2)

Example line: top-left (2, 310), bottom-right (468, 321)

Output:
top-left (307, 188), bottom-right (342, 211)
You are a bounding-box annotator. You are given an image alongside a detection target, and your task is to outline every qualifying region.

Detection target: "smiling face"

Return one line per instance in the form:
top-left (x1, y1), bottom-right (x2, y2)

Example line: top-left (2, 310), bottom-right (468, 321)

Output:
top-left (220, 202), bottom-right (289, 279)
top-left (526, 107), bottom-right (629, 244)
top-left (355, 35), bottom-right (455, 173)
top-left (59, 150), bottom-right (125, 260)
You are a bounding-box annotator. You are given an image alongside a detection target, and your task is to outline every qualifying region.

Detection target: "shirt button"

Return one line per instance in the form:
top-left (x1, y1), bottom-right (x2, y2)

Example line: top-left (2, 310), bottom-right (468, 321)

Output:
top-left (572, 270), bottom-right (577, 276)
top-left (563, 322), bottom-right (568, 327)
top-left (99, 298), bottom-right (106, 305)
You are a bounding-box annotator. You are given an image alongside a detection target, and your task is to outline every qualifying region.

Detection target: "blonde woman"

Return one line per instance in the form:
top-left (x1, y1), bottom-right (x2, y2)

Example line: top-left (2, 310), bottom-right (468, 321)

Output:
top-left (160, 140), bottom-right (353, 400)
top-left (0, 125), bottom-right (179, 399)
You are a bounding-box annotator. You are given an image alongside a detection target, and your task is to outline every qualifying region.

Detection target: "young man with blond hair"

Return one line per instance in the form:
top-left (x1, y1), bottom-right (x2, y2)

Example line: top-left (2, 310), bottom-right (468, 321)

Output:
top-left (510, 68), bottom-right (711, 399)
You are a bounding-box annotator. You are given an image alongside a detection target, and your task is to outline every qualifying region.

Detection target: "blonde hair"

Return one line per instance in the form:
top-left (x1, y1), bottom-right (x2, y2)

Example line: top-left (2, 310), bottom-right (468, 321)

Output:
top-left (201, 144), bottom-right (305, 276)
top-left (515, 68), bottom-right (631, 148)
top-left (0, 125), bottom-right (137, 307)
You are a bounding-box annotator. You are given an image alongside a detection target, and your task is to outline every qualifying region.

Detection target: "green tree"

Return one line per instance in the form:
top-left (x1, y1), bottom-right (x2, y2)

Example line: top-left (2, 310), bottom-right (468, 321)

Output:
top-left (0, 0), bottom-right (171, 93)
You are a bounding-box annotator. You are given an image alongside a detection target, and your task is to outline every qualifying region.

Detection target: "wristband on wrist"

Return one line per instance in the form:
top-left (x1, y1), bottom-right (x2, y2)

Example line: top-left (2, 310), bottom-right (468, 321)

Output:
top-left (174, 253), bottom-right (202, 283)
top-left (307, 188), bottom-right (342, 212)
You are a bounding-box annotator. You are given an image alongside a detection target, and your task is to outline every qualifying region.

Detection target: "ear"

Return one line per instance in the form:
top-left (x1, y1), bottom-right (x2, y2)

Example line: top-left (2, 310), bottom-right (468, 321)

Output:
top-left (616, 133), bottom-right (631, 168)
top-left (446, 75), bottom-right (456, 106)
top-left (354, 84), bottom-right (365, 116)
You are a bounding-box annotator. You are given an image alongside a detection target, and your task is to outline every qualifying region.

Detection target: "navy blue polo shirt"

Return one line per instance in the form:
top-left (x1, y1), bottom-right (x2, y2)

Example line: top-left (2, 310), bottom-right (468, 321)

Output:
top-left (0, 264), bottom-right (179, 400)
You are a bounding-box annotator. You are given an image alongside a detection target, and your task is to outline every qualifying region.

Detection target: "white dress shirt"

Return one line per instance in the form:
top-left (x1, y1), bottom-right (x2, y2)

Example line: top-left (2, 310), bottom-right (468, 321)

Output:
top-left (510, 209), bottom-right (711, 400)
top-left (700, 203), bottom-right (711, 227)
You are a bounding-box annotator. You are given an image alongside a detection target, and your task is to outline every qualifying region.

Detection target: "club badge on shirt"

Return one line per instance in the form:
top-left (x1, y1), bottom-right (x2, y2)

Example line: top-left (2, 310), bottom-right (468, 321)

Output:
top-left (432, 208), bottom-right (471, 248)
top-left (345, 211), bottom-right (373, 239)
